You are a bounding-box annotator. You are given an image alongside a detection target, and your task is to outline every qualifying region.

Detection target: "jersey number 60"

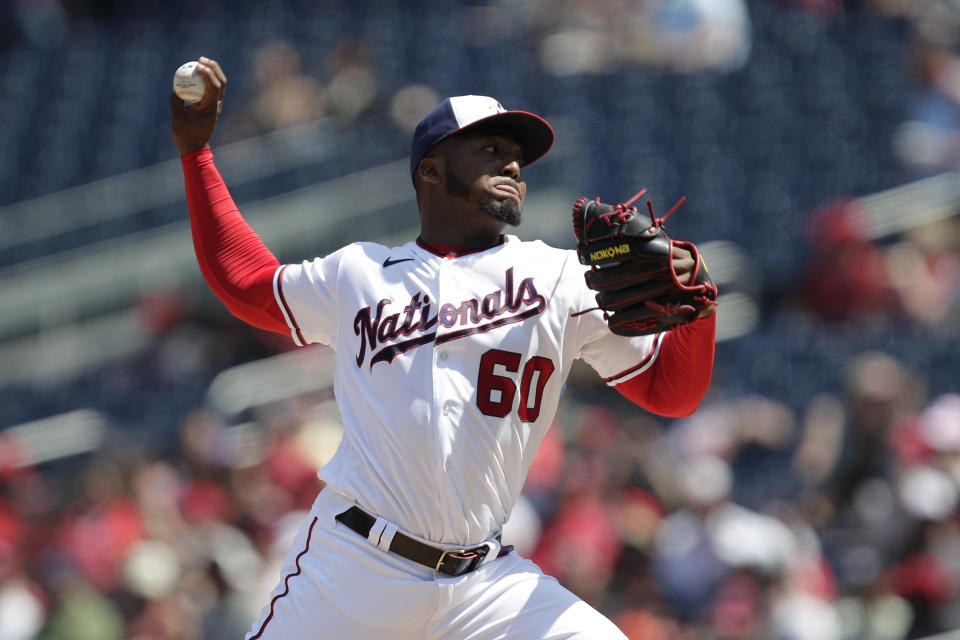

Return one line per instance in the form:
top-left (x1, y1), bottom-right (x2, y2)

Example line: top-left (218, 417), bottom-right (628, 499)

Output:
top-left (476, 349), bottom-right (556, 422)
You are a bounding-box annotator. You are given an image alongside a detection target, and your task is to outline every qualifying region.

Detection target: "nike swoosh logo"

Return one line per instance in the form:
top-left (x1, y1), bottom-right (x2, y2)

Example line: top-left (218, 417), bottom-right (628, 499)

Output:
top-left (382, 257), bottom-right (414, 268)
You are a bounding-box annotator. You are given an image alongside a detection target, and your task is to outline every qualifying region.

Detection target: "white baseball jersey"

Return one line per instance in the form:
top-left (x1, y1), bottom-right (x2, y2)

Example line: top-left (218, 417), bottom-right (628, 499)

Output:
top-left (273, 235), bottom-right (662, 545)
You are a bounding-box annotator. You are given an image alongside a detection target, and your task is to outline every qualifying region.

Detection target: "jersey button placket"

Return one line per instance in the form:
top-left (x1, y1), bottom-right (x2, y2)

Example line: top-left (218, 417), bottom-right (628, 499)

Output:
top-left (433, 258), bottom-right (455, 541)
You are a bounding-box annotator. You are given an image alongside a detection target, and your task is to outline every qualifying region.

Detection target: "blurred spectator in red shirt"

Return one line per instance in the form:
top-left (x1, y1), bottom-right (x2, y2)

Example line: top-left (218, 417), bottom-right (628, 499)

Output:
top-left (802, 198), bottom-right (898, 322)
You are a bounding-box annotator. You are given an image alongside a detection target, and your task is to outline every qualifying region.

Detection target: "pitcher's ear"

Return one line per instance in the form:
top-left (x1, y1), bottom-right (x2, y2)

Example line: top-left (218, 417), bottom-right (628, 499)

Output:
top-left (417, 157), bottom-right (442, 184)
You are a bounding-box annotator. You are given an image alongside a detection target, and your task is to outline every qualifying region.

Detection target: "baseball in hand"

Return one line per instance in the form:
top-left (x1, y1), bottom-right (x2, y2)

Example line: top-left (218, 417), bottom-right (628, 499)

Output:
top-left (173, 61), bottom-right (205, 104)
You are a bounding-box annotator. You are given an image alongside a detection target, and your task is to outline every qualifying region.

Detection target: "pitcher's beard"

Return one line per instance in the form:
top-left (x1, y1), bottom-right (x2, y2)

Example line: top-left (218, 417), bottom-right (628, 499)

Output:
top-left (445, 161), bottom-right (522, 227)
top-left (479, 196), bottom-right (521, 226)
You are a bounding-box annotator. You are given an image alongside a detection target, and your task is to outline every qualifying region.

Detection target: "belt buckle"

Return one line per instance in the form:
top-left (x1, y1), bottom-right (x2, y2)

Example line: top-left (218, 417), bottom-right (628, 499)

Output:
top-left (435, 545), bottom-right (487, 576)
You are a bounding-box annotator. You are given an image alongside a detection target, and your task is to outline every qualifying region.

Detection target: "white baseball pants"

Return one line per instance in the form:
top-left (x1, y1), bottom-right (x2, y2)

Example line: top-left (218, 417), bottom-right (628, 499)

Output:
top-left (245, 486), bottom-right (627, 640)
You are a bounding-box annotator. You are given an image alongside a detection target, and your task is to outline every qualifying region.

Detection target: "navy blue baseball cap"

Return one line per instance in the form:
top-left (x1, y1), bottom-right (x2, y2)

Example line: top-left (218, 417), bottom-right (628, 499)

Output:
top-left (410, 95), bottom-right (555, 179)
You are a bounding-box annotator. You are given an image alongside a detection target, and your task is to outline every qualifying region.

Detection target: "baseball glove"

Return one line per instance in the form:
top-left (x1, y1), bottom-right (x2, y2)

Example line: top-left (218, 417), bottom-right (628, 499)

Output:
top-left (572, 189), bottom-right (717, 336)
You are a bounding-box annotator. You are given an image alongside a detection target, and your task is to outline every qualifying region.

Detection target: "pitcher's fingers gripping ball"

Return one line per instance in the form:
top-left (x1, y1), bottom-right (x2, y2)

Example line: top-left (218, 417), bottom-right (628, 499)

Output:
top-left (572, 189), bottom-right (717, 336)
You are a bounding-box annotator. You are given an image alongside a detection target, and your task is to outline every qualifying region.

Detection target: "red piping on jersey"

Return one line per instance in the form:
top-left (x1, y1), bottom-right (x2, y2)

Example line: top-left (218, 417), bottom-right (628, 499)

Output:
top-left (275, 264), bottom-right (306, 346)
top-left (601, 333), bottom-right (662, 384)
top-left (249, 516), bottom-right (319, 639)
top-left (416, 235), bottom-right (505, 257)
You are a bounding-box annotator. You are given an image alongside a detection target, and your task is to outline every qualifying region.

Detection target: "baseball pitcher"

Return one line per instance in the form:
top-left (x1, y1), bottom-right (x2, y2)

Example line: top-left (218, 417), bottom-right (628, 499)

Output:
top-left (170, 57), bottom-right (717, 640)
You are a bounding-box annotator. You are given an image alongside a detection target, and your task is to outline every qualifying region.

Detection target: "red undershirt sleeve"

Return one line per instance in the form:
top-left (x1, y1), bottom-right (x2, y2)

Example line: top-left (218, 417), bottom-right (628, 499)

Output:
top-left (614, 313), bottom-right (716, 417)
top-left (180, 147), bottom-right (289, 335)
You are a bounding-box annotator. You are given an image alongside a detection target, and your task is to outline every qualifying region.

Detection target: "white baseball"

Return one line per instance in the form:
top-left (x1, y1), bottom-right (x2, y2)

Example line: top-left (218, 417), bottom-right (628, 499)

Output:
top-left (173, 61), bottom-right (205, 104)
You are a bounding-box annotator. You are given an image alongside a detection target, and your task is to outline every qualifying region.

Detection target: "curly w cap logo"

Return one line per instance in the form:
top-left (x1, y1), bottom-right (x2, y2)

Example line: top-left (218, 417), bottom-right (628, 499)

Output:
top-left (449, 96), bottom-right (506, 125)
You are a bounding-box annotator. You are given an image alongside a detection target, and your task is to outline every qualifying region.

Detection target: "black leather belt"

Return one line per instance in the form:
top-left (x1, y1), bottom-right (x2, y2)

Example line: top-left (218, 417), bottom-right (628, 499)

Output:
top-left (335, 506), bottom-right (513, 577)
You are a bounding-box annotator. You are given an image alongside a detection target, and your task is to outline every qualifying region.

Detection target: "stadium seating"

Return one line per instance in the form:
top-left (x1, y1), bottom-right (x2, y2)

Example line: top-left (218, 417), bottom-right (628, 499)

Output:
top-left (5, 0), bottom-right (960, 439)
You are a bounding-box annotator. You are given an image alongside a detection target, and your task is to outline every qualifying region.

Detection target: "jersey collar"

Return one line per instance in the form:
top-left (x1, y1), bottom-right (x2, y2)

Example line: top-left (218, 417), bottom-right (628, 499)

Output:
top-left (415, 234), bottom-right (506, 258)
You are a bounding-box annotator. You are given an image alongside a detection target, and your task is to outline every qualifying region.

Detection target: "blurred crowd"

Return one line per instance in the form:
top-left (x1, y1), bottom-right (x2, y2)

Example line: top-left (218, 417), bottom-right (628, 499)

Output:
top-left (4, 0), bottom-right (960, 639)
top-left (4, 338), bottom-right (960, 639)
top-left (800, 196), bottom-right (960, 328)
